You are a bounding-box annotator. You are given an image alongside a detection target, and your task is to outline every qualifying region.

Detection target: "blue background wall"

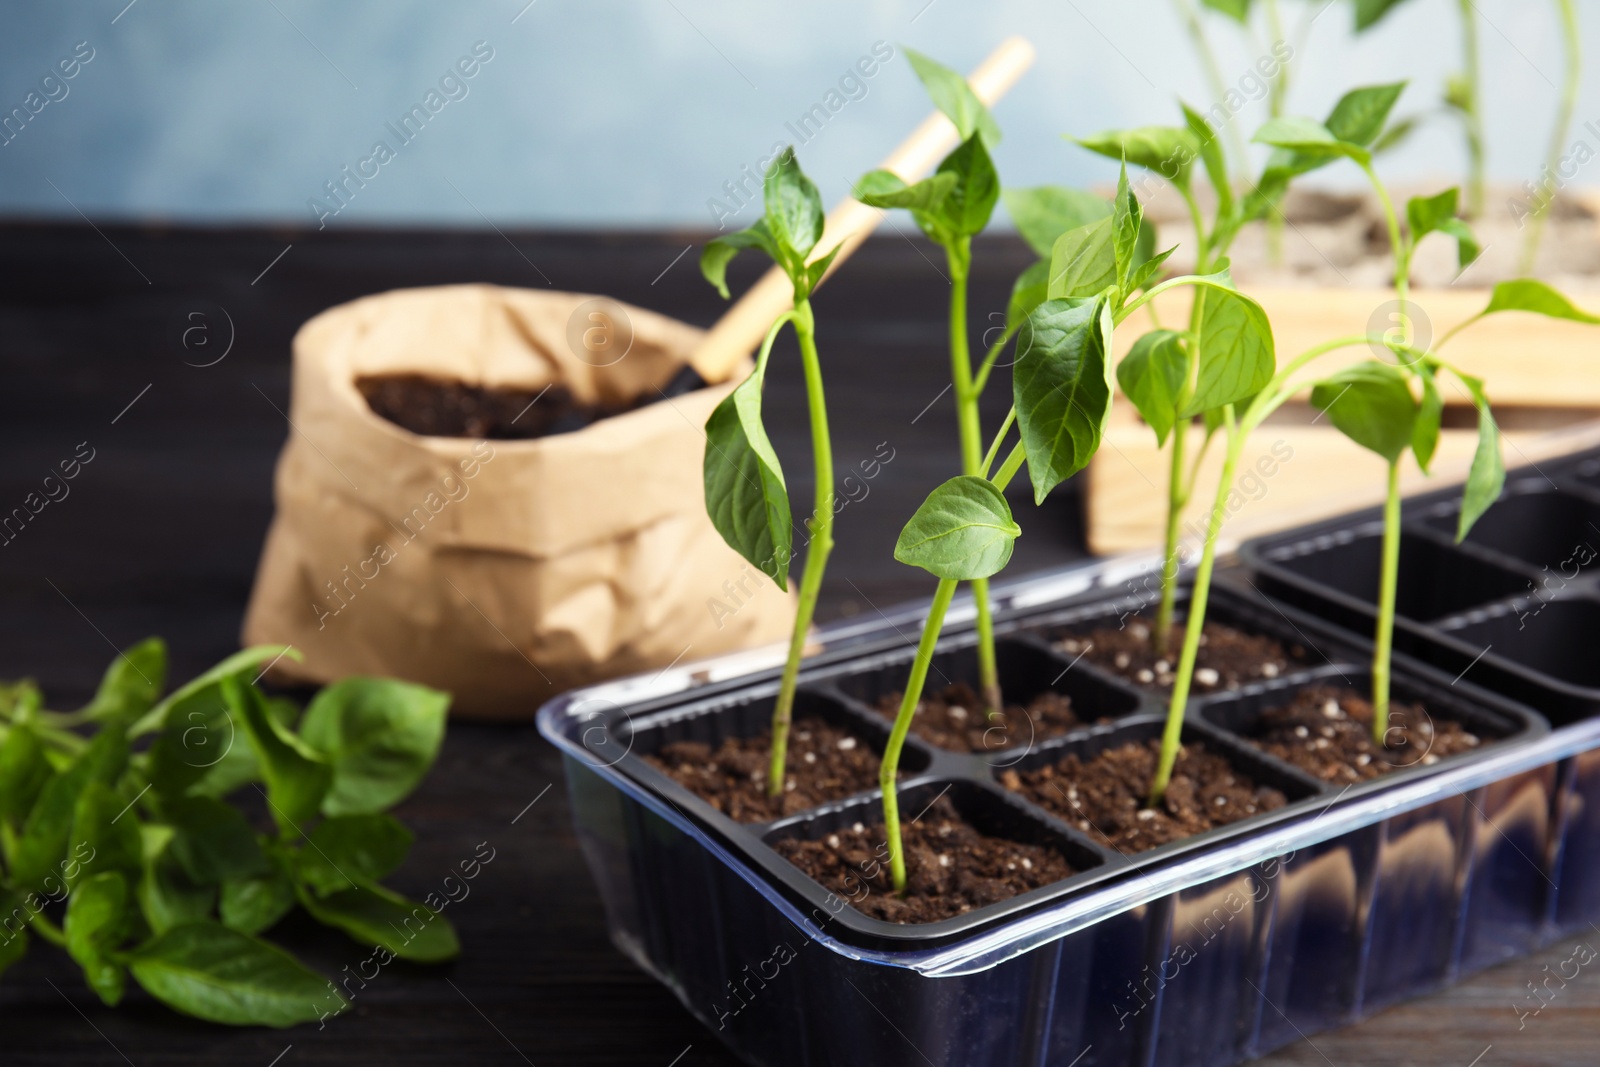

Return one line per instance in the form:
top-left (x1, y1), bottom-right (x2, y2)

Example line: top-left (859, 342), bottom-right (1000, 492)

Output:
top-left (0, 0), bottom-right (1589, 229)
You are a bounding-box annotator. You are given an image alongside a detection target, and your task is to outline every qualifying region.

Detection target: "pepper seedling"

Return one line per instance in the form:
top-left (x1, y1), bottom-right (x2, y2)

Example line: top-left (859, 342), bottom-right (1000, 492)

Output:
top-left (857, 49), bottom-right (1159, 718)
top-left (0, 639), bottom-right (456, 1027)
top-left (852, 48), bottom-right (1010, 718)
top-left (700, 147), bottom-right (842, 800)
top-left (1151, 89), bottom-right (1600, 765)
top-left (876, 158), bottom-right (1274, 893)
top-left (1071, 83), bottom-right (1403, 659)
top-left (1304, 194), bottom-right (1600, 737)
top-left (1355, 0), bottom-right (1581, 259)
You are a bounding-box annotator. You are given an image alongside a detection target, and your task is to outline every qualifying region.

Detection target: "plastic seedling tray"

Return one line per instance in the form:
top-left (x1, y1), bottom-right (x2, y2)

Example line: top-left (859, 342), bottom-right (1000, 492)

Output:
top-left (540, 548), bottom-right (1574, 1066)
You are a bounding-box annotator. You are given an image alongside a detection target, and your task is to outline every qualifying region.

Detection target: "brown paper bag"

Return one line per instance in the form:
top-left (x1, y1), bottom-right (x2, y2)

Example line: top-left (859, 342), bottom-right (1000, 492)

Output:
top-left (242, 284), bottom-right (795, 718)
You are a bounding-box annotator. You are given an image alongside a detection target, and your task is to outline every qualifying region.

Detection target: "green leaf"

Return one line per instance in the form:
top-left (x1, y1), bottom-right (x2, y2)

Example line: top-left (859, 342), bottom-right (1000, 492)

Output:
top-left (1080, 130), bottom-right (1194, 195)
top-left (802, 243), bottom-right (841, 294)
top-left (298, 814), bottom-right (413, 897)
top-left (1118, 330), bottom-right (1190, 446)
top-left (79, 638), bottom-right (165, 723)
top-left (763, 146), bottom-right (824, 264)
top-left (1413, 365), bottom-right (1443, 473)
top-left (1309, 362), bottom-right (1418, 464)
top-left (893, 476), bottom-right (1020, 581)
top-left (1073, 127), bottom-right (1198, 189)
top-left (128, 921), bottom-right (344, 1027)
top-left (933, 132), bottom-right (1000, 237)
top-left (1184, 282), bottom-right (1275, 417)
top-left (1455, 373), bottom-right (1505, 541)
top-left (298, 678), bottom-right (449, 818)
top-left (1182, 102), bottom-right (1233, 218)
top-left (299, 882), bottom-right (460, 963)
top-left (1002, 186), bottom-right (1110, 258)
top-left (220, 858), bottom-right (296, 936)
top-left (1014, 298), bottom-right (1115, 502)
top-left (1481, 279), bottom-right (1600, 323)
top-left (904, 47), bottom-right (1001, 147)
top-left (134, 646), bottom-right (297, 737)
top-left (1371, 115), bottom-right (1422, 154)
top-left (1047, 217), bottom-right (1116, 300)
top-left (700, 221), bottom-right (779, 300)
top-left (1252, 116), bottom-right (1371, 166)
top-left (854, 169), bottom-right (957, 213)
top-left (66, 871), bottom-right (130, 1006)
top-left (702, 366), bottom-right (791, 590)
top-left (232, 678), bottom-right (330, 835)
top-left (139, 829), bottom-right (218, 936)
top-left (1006, 259), bottom-right (1051, 331)
top-left (163, 795), bottom-right (268, 885)
top-left (1111, 162), bottom-right (1142, 293)
top-left (1407, 187), bottom-right (1479, 269)
top-left (1354, 0), bottom-right (1412, 31)
top-left (68, 781), bottom-right (143, 888)
top-left (1127, 245), bottom-right (1178, 294)
top-left (147, 678), bottom-right (246, 797)
top-left (1201, 0), bottom-right (1252, 20)
top-left (9, 726), bottom-right (128, 892)
top-left (0, 723), bottom-right (52, 827)
top-left (1324, 83), bottom-right (1407, 148)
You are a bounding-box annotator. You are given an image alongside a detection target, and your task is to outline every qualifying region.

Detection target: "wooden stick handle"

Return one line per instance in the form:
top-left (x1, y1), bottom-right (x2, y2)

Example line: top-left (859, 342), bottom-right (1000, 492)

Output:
top-left (688, 36), bottom-right (1037, 383)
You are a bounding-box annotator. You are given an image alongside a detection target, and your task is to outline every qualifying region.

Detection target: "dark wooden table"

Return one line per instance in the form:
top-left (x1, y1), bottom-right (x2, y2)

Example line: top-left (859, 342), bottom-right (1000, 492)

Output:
top-left (0, 224), bottom-right (1590, 1064)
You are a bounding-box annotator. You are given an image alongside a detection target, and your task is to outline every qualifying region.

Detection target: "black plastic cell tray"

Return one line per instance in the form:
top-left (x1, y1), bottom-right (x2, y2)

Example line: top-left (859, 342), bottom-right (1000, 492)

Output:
top-left (1241, 462), bottom-right (1600, 725)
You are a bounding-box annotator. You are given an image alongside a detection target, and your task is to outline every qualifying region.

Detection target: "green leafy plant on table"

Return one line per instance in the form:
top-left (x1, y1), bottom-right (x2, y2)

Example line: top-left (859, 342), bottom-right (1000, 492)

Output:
top-left (0, 639), bottom-right (454, 1027)
top-left (873, 137), bottom-right (1286, 890)
top-left (700, 147), bottom-right (842, 800)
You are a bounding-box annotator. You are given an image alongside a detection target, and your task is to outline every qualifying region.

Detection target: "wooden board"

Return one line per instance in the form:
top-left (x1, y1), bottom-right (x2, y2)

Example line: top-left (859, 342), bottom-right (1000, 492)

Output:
top-left (1088, 286), bottom-right (1600, 554)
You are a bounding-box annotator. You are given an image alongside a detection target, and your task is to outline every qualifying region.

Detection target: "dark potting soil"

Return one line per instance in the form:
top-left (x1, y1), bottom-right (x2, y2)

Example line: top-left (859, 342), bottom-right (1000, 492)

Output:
top-left (872, 682), bottom-right (1091, 754)
top-left (357, 373), bottom-right (650, 439)
top-left (772, 797), bottom-right (1076, 924)
top-left (1001, 739), bottom-right (1287, 854)
top-left (1245, 684), bottom-right (1483, 784)
top-left (1055, 616), bottom-right (1307, 693)
top-left (644, 715), bottom-right (881, 823)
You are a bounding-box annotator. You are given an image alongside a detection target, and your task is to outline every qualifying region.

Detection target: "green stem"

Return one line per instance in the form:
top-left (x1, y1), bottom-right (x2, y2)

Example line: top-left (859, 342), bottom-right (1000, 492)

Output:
top-left (1170, 0), bottom-right (1251, 172)
top-left (980, 408), bottom-right (1016, 477)
top-left (1179, 185), bottom-right (1210, 272)
top-left (35, 724), bottom-right (87, 756)
top-left (1360, 162), bottom-right (1409, 311)
top-left (971, 324), bottom-right (1018, 398)
top-left (1521, 0), bottom-right (1581, 273)
top-left (766, 305), bottom-right (828, 800)
top-left (28, 911), bottom-right (67, 948)
top-left (1372, 460), bottom-right (1402, 745)
top-left (1264, 0), bottom-right (1287, 268)
top-left (882, 578), bottom-right (959, 895)
top-left (1457, 0), bottom-right (1486, 217)
top-left (1151, 407), bottom-right (1240, 805)
top-left (882, 440), bottom-right (1028, 894)
top-left (947, 242), bottom-right (1001, 718)
top-left (1266, 0), bottom-right (1288, 118)
top-left (1155, 419), bottom-right (1188, 657)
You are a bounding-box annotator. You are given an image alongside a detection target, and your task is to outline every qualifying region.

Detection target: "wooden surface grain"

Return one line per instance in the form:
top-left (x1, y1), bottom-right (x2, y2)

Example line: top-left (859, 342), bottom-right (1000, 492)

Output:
top-left (0, 223), bottom-right (1590, 1065)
